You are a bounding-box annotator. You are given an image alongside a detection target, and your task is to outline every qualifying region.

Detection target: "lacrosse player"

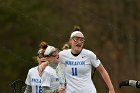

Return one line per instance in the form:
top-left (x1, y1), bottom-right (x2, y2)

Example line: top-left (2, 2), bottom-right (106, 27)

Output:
top-left (24, 41), bottom-right (48, 93)
top-left (41, 46), bottom-right (63, 93)
top-left (58, 26), bottom-right (115, 93)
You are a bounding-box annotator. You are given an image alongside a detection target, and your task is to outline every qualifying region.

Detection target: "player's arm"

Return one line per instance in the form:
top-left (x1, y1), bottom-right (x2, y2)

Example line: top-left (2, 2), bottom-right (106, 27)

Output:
top-left (119, 80), bottom-right (140, 88)
top-left (24, 69), bottom-right (32, 93)
top-left (56, 63), bottom-right (66, 89)
top-left (38, 61), bottom-right (49, 75)
top-left (96, 64), bottom-right (115, 93)
top-left (42, 87), bottom-right (55, 93)
top-left (42, 86), bottom-right (63, 93)
top-left (24, 85), bottom-right (32, 93)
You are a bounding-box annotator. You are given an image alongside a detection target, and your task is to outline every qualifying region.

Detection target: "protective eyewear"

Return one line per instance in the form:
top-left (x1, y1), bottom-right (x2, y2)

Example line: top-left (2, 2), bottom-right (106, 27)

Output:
top-left (72, 36), bottom-right (85, 43)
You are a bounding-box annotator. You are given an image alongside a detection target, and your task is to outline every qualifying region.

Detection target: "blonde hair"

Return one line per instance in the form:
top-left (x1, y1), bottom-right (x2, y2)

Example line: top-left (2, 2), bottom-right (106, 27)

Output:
top-left (62, 43), bottom-right (71, 50)
top-left (39, 41), bottom-right (48, 49)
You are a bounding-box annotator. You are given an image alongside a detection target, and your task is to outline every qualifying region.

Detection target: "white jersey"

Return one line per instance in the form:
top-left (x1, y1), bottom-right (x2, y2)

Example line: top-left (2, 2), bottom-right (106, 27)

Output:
top-left (59, 49), bottom-right (101, 93)
top-left (25, 66), bottom-right (42, 93)
top-left (41, 65), bottom-right (59, 90)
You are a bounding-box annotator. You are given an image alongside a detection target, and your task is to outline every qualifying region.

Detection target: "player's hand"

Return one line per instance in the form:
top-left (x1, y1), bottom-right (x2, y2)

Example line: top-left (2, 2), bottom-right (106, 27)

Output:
top-left (38, 61), bottom-right (49, 76)
top-left (58, 88), bottom-right (65, 93)
top-left (109, 89), bottom-right (115, 93)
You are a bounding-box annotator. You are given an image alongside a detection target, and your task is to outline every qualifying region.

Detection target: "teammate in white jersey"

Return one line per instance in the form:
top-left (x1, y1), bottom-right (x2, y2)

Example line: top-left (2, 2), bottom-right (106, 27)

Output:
top-left (24, 66), bottom-right (43, 93)
top-left (24, 41), bottom-right (48, 93)
top-left (58, 26), bottom-right (115, 93)
top-left (37, 44), bottom-right (70, 93)
top-left (41, 46), bottom-right (60, 93)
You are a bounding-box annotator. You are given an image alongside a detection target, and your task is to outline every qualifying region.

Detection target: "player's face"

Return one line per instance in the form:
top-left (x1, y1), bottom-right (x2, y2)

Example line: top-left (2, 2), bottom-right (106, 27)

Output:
top-left (70, 34), bottom-right (85, 53)
top-left (37, 56), bottom-right (46, 65)
top-left (37, 49), bottom-right (46, 64)
top-left (47, 52), bottom-right (59, 63)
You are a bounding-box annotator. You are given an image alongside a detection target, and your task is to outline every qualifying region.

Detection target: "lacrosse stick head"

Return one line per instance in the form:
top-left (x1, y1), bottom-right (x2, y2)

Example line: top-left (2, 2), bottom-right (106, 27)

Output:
top-left (119, 80), bottom-right (129, 88)
top-left (9, 79), bottom-right (26, 93)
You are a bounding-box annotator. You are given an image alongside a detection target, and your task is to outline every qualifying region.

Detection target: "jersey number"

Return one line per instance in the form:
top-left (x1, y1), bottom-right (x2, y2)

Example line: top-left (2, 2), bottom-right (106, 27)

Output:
top-left (72, 68), bottom-right (77, 76)
top-left (36, 85), bottom-right (42, 93)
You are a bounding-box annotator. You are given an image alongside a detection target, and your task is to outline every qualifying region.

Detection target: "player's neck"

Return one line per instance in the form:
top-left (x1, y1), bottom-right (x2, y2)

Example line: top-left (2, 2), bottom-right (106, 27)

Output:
top-left (71, 50), bottom-right (82, 57)
top-left (49, 62), bottom-right (58, 69)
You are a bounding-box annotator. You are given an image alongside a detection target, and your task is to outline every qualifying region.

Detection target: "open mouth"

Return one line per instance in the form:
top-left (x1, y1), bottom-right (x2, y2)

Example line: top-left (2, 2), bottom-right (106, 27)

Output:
top-left (41, 58), bottom-right (46, 62)
top-left (76, 44), bottom-right (82, 47)
top-left (41, 59), bottom-right (46, 62)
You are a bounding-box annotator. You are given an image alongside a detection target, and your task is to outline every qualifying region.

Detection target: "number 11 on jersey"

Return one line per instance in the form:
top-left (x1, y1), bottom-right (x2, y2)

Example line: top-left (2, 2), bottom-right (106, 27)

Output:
top-left (72, 68), bottom-right (78, 76)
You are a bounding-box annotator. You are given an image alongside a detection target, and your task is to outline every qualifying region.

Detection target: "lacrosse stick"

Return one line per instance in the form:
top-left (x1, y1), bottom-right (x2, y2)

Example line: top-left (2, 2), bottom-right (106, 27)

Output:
top-left (119, 80), bottom-right (140, 89)
top-left (9, 79), bottom-right (26, 93)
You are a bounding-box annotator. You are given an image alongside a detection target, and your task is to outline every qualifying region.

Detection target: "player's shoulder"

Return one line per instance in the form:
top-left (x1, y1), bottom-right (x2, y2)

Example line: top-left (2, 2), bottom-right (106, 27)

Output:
top-left (28, 66), bottom-right (38, 72)
top-left (44, 66), bottom-right (55, 75)
top-left (59, 49), bottom-right (71, 55)
top-left (82, 48), bottom-right (97, 58)
top-left (82, 49), bottom-right (95, 55)
top-left (44, 66), bottom-right (54, 72)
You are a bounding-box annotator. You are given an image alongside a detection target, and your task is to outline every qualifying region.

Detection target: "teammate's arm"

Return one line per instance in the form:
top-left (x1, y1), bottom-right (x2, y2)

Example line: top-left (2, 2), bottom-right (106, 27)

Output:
top-left (97, 64), bottom-right (115, 93)
top-left (42, 87), bottom-right (57, 93)
top-left (56, 63), bottom-right (65, 93)
top-left (24, 85), bottom-right (32, 93)
top-left (38, 61), bottom-right (49, 75)
top-left (119, 80), bottom-right (140, 88)
top-left (57, 63), bottom-right (66, 87)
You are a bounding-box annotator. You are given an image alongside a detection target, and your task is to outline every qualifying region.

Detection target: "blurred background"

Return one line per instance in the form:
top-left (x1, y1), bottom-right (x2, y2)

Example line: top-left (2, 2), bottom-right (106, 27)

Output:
top-left (0, 0), bottom-right (139, 93)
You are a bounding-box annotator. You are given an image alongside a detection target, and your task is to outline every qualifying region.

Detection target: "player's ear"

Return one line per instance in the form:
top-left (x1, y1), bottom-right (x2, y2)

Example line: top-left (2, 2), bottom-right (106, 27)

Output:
top-left (68, 40), bottom-right (72, 45)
